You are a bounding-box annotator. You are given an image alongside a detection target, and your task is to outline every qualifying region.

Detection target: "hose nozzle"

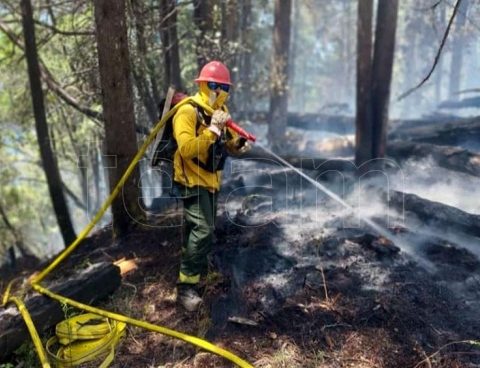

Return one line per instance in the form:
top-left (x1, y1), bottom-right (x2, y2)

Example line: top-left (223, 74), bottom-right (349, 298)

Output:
top-left (226, 120), bottom-right (256, 142)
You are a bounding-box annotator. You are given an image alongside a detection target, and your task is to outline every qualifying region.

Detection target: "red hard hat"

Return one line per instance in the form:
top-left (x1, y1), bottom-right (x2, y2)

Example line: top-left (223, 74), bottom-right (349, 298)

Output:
top-left (195, 61), bottom-right (232, 85)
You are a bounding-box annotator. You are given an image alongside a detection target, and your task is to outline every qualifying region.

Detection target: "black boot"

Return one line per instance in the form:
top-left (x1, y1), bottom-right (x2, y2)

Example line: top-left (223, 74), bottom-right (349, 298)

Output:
top-left (176, 284), bottom-right (203, 312)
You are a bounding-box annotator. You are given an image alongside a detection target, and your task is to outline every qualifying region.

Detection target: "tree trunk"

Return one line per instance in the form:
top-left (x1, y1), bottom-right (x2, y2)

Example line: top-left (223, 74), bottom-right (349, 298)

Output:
top-left (389, 116), bottom-right (480, 147)
top-left (289, 0), bottom-right (299, 110)
top-left (448, 0), bottom-right (470, 99)
top-left (221, 0), bottom-right (239, 110)
top-left (435, 3), bottom-right (446, 104)
top-left (345, 1), bottom-right (354, 102)
top-left (93, 0), bottom-right (144, 237)
top-left (20, 0), bottom-right (76, 247)
top-left (355, 0), bottom-right (373, 167)
top-left (193, 0), bottom-right (214, 69)
top-left (239, 0), bottom-right (252, 114)
top-left (130, 0), bottom-right (158, 124)
top-left (160, 0), bottom-right (182, 90)
top-left (400, 14), bottom-right (418, 115)
top-left (267, 0), bottom-right (292, 149)
top-left (370, 0), bottom-right (399, 159)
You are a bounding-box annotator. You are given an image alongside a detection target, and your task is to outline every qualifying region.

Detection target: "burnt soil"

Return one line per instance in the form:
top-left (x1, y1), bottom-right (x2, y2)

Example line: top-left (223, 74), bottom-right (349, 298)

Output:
top-left (3, 196), bottom-right (480, 367)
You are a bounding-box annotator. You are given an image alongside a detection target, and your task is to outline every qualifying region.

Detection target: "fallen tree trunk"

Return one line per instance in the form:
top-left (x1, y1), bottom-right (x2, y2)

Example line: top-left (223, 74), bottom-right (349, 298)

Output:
top-left (388, 190), bottom-right (480, 238)
top-left (388, 141), bottom-right (480, 177)
top-left (242, 139), bottom-right (480, 179)
top-left (0, 262), bottom-right (121, 361)
top-left (242, 146), bottom-right (356, 172)
top-left (439, 96), bottom-right (480, 109)
top-left (286, 113), bottom-right (354, 134)
top-left (389, 116), bottom-right (480, 146)
top-left (238, 111), bottom-right (469, 139)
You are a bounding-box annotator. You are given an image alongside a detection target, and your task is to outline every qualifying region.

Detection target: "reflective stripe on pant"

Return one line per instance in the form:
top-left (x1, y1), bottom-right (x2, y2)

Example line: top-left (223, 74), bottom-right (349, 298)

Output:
top-left (179, 187), bottom-right (217, 282)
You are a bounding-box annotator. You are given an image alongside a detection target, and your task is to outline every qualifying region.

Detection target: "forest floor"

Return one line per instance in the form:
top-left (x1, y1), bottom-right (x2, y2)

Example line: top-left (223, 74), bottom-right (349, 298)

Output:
top-left (5, 183), bottom-right (480, 368)
top-left (3, 121), bottom-right (480, 367)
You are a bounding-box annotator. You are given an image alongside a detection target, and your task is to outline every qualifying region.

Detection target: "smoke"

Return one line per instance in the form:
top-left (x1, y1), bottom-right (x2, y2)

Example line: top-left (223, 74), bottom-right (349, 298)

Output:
top-left (389, 157), bottom-right (480, 215)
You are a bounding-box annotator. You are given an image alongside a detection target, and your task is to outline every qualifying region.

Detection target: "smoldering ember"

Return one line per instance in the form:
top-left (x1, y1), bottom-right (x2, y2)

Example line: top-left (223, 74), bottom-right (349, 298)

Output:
top-left (1, 1), bottom-right (480, 368)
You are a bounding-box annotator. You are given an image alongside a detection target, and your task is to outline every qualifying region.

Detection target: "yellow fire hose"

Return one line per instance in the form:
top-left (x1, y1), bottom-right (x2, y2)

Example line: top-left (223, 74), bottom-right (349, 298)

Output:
top-left (1, 97), bottom-right (254, 368)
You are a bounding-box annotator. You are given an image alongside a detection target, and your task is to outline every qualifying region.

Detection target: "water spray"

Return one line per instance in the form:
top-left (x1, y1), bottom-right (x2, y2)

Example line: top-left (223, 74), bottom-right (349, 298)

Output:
top-left (250, 143), bottom-right (435, 270)
top-left (255, 145), bottom-right (392, 239)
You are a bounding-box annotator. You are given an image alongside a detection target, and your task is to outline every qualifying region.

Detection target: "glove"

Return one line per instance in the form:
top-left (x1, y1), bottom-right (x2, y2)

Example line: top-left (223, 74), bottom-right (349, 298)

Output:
top-left (208, 110), bottom-right (230, 136)
top-left (236, 137), bottom-right (251, 154)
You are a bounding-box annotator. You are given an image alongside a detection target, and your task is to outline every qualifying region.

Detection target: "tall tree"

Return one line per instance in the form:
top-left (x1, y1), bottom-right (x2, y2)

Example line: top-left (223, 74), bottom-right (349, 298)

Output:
top-left (221, 0), bottom-right (239, 110)
top-left (93, 0), bottom-right (144, 237)
top-left (130, 0), bottom-right (158, 124)
top-left (355, 0), bottom-right (373, 167)
top-left (238, 0), bottom-right (252, 114)
top-left (193, 0), bottom-right (214, 69)
top-left (435, 3), bottom-right (446, 104)
top-left (20, 0), bottom-right (76, 247)
top-left (370, 0), bottom-right (399, 159)
top-left (355, 0), bottom-right (398, 165)
top-left (449, 0), bottom-right (470, 99)
top-left (267, 0), bottom-right (292, 149)
top-left (160, 0), bottom-right (182, 90)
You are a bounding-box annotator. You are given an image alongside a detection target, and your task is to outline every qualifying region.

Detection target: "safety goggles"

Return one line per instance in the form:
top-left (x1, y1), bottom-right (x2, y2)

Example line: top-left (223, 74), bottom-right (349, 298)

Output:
top-left (207, 81), bottom-right (230, 93)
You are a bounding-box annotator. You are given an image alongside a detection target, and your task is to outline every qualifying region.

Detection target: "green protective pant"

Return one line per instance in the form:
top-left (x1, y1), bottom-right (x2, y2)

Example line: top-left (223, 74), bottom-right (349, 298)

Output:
top-left (179, 186), bottom-right (217, 282)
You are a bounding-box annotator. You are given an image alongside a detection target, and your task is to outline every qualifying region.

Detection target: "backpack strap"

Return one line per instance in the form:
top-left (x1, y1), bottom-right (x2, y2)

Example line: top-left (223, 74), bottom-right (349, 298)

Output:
top-left (187, 101), bottom-right (229, 173)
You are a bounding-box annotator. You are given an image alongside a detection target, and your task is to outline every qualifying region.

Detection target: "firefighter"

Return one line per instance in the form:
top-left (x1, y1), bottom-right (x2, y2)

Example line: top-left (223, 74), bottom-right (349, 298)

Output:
top-left (173, 61), bottom-right (250, 311)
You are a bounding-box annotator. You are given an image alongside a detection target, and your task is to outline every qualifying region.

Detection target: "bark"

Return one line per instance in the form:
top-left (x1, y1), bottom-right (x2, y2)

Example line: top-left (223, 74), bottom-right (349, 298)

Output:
top-left (93, 0), bottom-right (145, 237)
top-left (268, 0), bottom-right (292, 148)
top-left (193, 0), bottom-right (214, 69)
top-left (130, 0), bottom-right (157, 124)
top-left (160, 0), bottom-right (182, 89)
top-left (439, 96), bottom-right (480, 109)
top-left (435, 3), bottom-right (446, 103)
top-left (287, 112), bottom-right (354, 134)
top-left (401, 13), bottom-right (418, 114)
top-left (388, 141), bottom-right (480, 178)
top-left (388, 190), bottom-right (480, 238)
top-left (242, 146), bottom-right (356, 173)
top-left (449, 0), bottom-right (470, 99)
top-left (0, 262), bottom-right (121, 361)
top-left (370, 0), bottom-right (399, 159)
top-left (239, 0), bottom-right (252, 113)
top-left (289, 0), bottom-right (298, 100)
top-left (20, 0), bottom-right (76, 247)
top-left (221, 0), bottom-right (239, 110)
top-left (345, 1), bottom-right (354, 101)
top-left (355, 0), bottom-right (373, 166)
top-left (388, 116), bottom-right (480, 146)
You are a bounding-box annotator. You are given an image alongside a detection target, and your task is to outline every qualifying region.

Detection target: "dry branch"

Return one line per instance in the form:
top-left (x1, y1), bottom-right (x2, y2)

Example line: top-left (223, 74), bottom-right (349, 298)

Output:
top-left (397, 0), bottom-right (463, 101)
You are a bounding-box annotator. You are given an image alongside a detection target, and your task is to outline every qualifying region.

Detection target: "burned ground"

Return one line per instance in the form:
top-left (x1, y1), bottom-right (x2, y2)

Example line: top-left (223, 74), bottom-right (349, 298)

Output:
top-left (3, 123), bottom-right (480, 367)
top-left (5, 172), bottom-right (478, 367)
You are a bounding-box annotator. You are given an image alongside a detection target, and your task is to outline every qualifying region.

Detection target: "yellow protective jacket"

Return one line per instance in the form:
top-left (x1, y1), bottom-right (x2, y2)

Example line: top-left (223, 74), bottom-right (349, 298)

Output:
top-left (172, 93), bottom-right (243, 192)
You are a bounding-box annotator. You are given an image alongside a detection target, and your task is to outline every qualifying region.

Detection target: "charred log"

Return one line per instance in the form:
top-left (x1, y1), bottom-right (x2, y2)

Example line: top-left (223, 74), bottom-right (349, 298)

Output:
top-left (388, 141), bottom-right (480, 177)
top-left (388, 190), bottom-right (480, 238)
top-left (389, 117), bottom-right (480, 146)
top-left (242, 146), bottom-right (356, 173)
top-left (0, 262), bottom-right (121, 361)
top-left (439, 96), bottom-right (480, 109)
top-left (286, 113), bottom-right (354, 134)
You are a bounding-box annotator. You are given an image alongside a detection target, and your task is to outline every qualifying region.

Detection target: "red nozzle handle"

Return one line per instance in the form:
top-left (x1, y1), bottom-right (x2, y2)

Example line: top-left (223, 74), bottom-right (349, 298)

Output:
top-left (226, 120), bottom-right (256, 142)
